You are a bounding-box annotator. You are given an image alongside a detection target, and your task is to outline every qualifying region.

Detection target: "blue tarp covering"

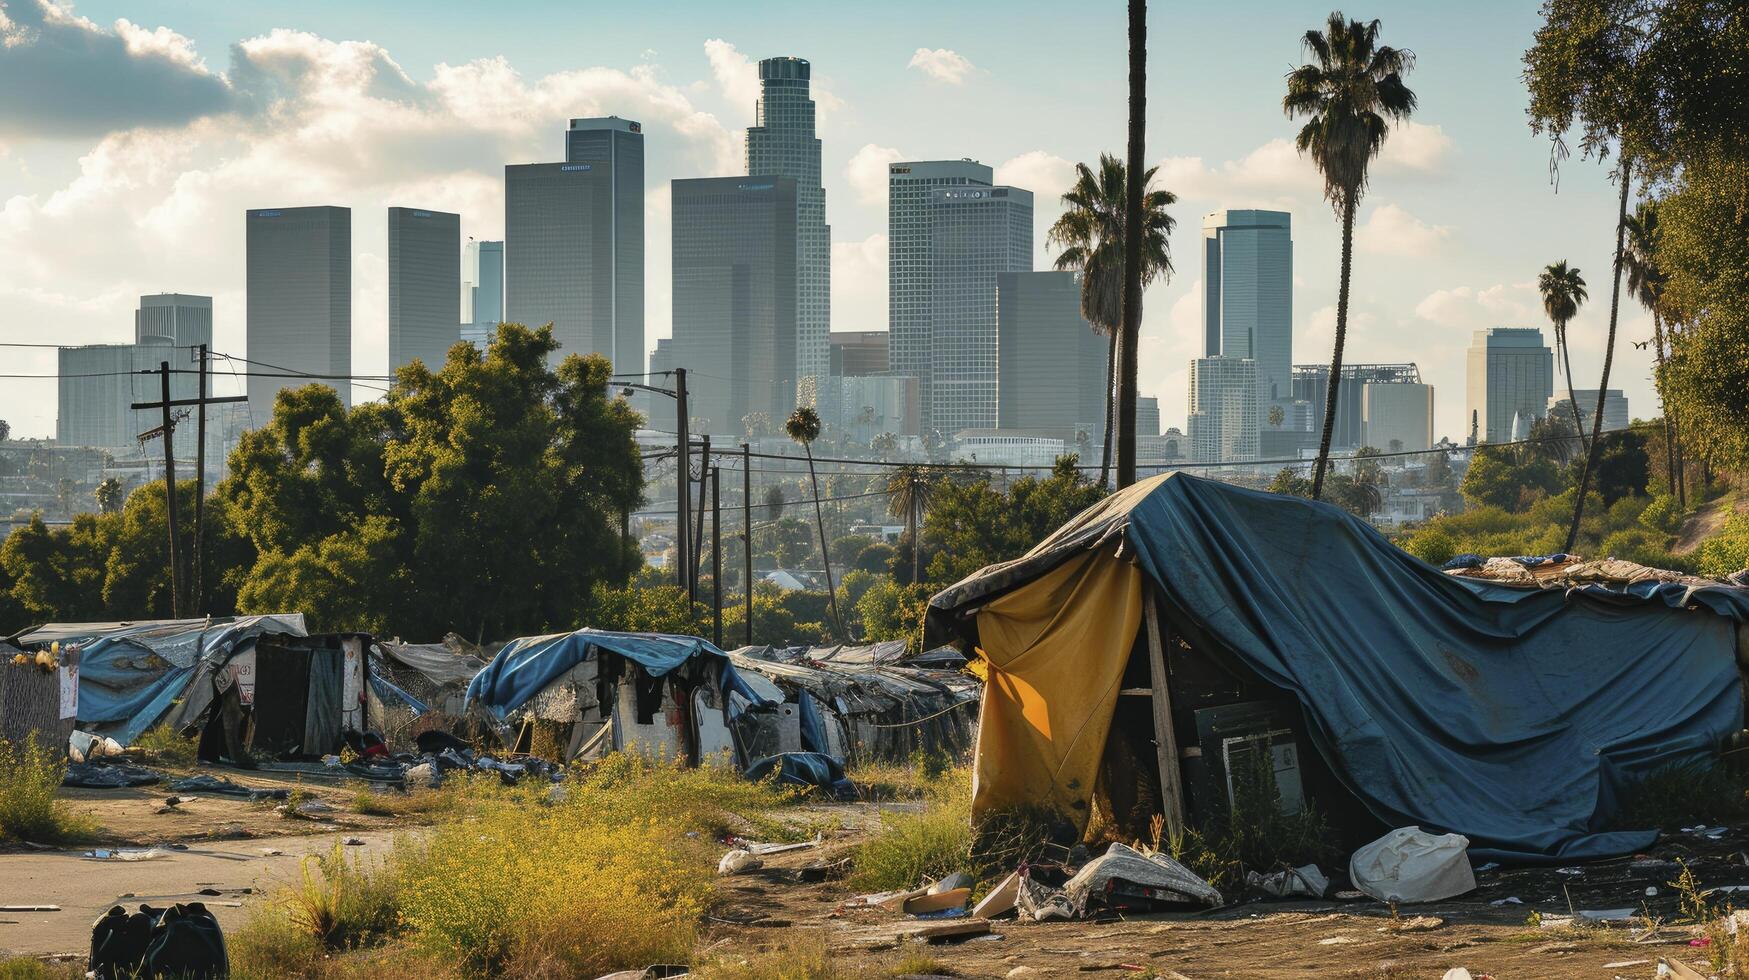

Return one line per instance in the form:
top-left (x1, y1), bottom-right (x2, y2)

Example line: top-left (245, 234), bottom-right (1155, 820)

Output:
top-left (931, 473), bottom-right (1749, 861)
top-left (465, 628), bottom-right (769, 721)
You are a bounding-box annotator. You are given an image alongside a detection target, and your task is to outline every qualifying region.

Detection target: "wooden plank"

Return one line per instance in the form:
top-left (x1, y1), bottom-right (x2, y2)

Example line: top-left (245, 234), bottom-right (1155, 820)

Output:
top-left (1143, 592), bottom-right (1186, 838)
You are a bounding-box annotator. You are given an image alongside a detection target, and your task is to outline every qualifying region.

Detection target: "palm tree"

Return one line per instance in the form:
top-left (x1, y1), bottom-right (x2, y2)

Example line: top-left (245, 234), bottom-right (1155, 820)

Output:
top-left (1538, 260), bottom-right (1590, 455)
top-left (1117, 0), bottom-right (1149, 489)
top-left (1622, 202), bottom-right (1681, 506)
top-left (1284, 11), bottom-right (1417, 500)
top-left (785, 406), bottom-right (847, 642)
top-left (885, 465), bottom-right (937, 584)
top-left (1046, 153), bottom-right (1177, 489)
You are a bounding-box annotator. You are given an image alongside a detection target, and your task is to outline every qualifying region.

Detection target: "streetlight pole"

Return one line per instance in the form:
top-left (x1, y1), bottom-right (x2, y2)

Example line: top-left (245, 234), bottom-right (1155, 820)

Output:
top-left (742, 442), bottom-right (753, 646)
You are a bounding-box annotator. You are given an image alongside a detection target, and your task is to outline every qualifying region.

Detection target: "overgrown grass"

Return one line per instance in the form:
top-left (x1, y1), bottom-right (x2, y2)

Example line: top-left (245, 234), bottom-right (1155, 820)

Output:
top-left (237, 753), bottom-right (797, 979)
top-left (134, 724), bottom-right (198, 767)
top-left (0, 957), bottom-right (82, 979)
top-left (0, 737), bottom-right (95, 844)
top-left (348, 784), bottom-right (463, 820)
top-left (849, 767), bottom-right (975, 892)
top-left (1167, 752), bottom-right (1337, 890)
top-left (691, 938), bottom-right (845, 979)
top-left (848, 749), bottom-right (956, 801)
top-left (1612, 761), bottom-right (1749, 831)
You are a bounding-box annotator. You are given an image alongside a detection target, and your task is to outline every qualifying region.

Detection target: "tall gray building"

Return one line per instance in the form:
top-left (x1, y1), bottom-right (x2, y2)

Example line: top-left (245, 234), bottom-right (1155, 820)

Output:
top-left (461, 239), bottom-right (504, 350)
top-left (563, 116), bottom-right (644, 373)
top-left (1204, 210), bottom-right (1292, 406)
top-left (1189, 356), bottom-right (1260, 463)
top-left (889, 159), bottom-right (994, 412)
top-left (746, 58), bottom-right (828, 404)
top-left (135, 293), bottom-right (212, 349)
top-left (670, 176), bottom-right (798, 436)
top-left (57, 344), bottom-right (150, 450)
top-left (388, 207), bottom-right (460, 372)
top-left (1550, 389), bottom-right (1630, 434)
top-left (1465, 327), bottom-right (1554, 443)
top-left (506, 149), bottom-right (642, 374)
top-left (1293, 362), bottom-right (1424, 451)
top-left (927, 185), bottom-right (1033, 436)
top-left (245, 206), bottom-right (351, 421)
top-left (996, 271), bottom-right (1106, 443)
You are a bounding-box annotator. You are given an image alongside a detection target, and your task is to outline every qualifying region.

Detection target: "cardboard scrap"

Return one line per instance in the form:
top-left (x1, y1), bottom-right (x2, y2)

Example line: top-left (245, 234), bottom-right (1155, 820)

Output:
top-left (972, 871), bottom-right (1021, 919)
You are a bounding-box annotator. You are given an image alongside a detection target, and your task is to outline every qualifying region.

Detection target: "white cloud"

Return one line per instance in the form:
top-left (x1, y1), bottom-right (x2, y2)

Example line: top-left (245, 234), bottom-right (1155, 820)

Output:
top-left (844, 143), bottom-right (903, 207)
top-left (831, 233), bottom-right (887, 333)
top-left (1377, 121), bottom-right (1454, 176)
top-left (1157, 138), bottom-right (1320, 206)
top-left (702, 38), bottom-right (758, 124)
top-left (1414, 281), bottom-right (1539, 328)
top-left (907, 48), bottom-right (975, 85)
top-left (995, 149), bottom-right (1075, 199)
top-left (1356, 202), bottom-right (1451, 256)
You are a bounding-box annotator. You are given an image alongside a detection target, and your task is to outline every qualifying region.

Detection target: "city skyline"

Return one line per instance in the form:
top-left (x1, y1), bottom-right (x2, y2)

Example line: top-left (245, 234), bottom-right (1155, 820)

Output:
top-left (0, 1), bottom-right (1659, 443)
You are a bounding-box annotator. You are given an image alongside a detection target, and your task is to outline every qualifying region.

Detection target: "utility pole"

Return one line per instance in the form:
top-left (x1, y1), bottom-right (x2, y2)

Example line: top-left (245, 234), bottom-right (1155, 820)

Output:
top-left (193, 344), bottom-right (208, 612)
top-left (674, 368), bottom-right (691, 596)
top-left (158, 363), bottom-right (184, 619)
top-left (742, 442), bottom-right (753, 647)
top-left (711, 465), bottom-right (722, 648)
top-left (692, 434), bottom-right (711, 596)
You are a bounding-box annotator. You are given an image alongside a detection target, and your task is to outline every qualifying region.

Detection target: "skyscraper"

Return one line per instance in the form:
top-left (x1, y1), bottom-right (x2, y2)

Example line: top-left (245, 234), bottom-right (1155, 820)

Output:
top-left (1188, 356), bottom-right (1260, 463)
top-left (889, 159), bottom-right (994, 410)
top-left (57, 344), bottom-right (152, 450)
top-left (670, 176), bottom-right (799, 435)
top-left (461, 239), bottom-right (504, 350)
top-left (564, 116), bottom-right (644, 373)
top-left (505, 128), bottom-right (643, 374)
top-left (1465, 327), bottom-right (1554, 443)
top-left (1549, 389), bottom-right (1630, 434)
top-left (1363, 381), bottom-right (1435, 451)
top-left (1293, 363), bottom-right (1425, 451)
top-left (1203, 210), bottom-right (1293, 404)
top-left (829, 330), bottom-right (888, 377)
top-left (388, 207), bottom-right (460, 372)
top-left (996, 271), bottom-right (1106, 443)
top-left (746, 57), bottom-right (828, 404)
top-left (245, 205), bottom-right (351, 421)
top-left (924, 185), bottom-right (1033, 436)
top-left (135, 293), bottom-right (212, 349)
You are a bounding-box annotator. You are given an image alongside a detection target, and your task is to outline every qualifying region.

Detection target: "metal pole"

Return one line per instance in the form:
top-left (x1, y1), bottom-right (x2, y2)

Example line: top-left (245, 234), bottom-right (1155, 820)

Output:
top-left (692, 434), bottom-right (711, 596)
top-left (742, 442), bottom-right (753, 646)
top-left (158, 363), bottom-right (184, 618)
top-left (193, 343), bottom-right (207, 613)
top-left (674, 369), bottom-right (691, 596)
top-left (711, 465), bottom-right (722, 648)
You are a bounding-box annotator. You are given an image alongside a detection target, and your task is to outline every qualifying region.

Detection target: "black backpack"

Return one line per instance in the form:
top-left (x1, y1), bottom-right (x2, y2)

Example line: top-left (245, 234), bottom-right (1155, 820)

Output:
top-left (90, 902), bottom-right (228, 980)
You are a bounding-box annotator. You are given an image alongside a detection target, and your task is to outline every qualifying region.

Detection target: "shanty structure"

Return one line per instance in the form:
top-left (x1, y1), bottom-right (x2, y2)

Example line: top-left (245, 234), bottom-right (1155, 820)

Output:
top-left (368, 635), bottom-right (490, 743)
top-left (927, 473), bottom-right (1749, 861)
top-left (465, 629), bottom-right (773, 765)
top-left (9, 616), bottom-right (378, 760)
top-left (728, 644), bottom-right (978, 764)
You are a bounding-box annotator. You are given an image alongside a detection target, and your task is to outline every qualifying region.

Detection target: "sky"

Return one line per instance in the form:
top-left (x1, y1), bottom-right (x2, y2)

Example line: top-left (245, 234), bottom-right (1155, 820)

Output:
top-left (0, 0), bottom-right (1660, 443)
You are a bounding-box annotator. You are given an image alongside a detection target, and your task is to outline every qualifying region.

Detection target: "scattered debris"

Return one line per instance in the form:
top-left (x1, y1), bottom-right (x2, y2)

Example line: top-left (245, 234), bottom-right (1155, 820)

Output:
top-left (1659, 958), bottom-right (1708, 979)
top-left (85, 848), bottom-right (172, 862)
top-left (277, 799), bottom-right (339, 820)
top-left (62, 760), bottom-right (162, 789)
top-left (972, 872), bottom-right (1021, 919)
top-left (0, 905), bottom-right (60, 912)
top-left (717, 849), bottom-right (762, 876)
top-left (168, 775), bottom-right (288, 801)
top-left (1019, 844), bottom-right (1221, 921)
top-left (1488, 897), bottom-right (1523, 906)
top-left (1246, 864), bottom-right (1329, 899)
top-left (1349, 827), bottom-right (1475, 903)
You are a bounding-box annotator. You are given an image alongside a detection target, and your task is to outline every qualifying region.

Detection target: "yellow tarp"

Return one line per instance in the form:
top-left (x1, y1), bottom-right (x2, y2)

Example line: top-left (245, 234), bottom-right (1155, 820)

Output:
top-left (970, 550), bottom-right (1143, 822)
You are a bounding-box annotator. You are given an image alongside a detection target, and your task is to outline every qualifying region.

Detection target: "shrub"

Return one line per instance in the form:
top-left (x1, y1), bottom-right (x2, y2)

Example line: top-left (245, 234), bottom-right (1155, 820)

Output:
top-left (134, 725), bottom-right (198, 766)
top-left (1695, 513), bottom-right (1749, 578)
top-left (0, 737), bottom-right (94, 844)
top-left (0, 958), bottom-right (83, 979)
top-left (1640, 493), bottom-right (1686, 535)
top-left (1168, 750), bottom-right (1336, 890)
top-left (1399, 527), bottom-right (1457, 566)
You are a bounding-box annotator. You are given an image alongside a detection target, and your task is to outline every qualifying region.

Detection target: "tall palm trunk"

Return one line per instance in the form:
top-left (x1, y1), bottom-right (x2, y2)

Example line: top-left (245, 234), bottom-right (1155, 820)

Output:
top-left (1650, 310), bottom-right (1678, 501)
top-left (1116, 0), bottom-right (1146, 490)
top-left (1566, 162), bottom-right (1631, 553)
top-left (1099, 331), bottom-right (1116, 488)
top-left (909, 494), bottom-right (921, 584)
top-left (1558, 326), bottom-right (1589, 455)
top-left (1311, 194), bottom-right (1356, 500)
top-left (802, 442), bottom-right (847, 642)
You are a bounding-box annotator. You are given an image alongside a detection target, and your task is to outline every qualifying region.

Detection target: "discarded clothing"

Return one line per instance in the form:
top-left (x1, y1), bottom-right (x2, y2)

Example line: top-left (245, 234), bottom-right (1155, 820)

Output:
top-left (63, 762), bottom-right (162, 789)
top-left (1018, 844), bottom-right (1221, 920)
top-left (1246, 864), bottom-right (1330, 899)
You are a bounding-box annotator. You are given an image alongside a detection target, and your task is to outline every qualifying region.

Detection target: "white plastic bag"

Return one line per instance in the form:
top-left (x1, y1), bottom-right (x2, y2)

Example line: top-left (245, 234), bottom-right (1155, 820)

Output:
top-left (1349, 826), bottom-right (1475, 903)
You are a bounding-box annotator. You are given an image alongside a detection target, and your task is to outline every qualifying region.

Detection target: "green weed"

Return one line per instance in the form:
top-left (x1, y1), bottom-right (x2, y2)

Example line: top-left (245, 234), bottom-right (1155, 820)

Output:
top-left (0, 737), bottom-right (95, 844)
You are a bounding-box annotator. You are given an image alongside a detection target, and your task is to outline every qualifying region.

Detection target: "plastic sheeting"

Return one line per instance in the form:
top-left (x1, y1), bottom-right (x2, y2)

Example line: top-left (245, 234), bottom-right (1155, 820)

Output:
top-left (929, 473), bottom-right (1749, 861)
top-left (465, 628), bottom-right (766, 721)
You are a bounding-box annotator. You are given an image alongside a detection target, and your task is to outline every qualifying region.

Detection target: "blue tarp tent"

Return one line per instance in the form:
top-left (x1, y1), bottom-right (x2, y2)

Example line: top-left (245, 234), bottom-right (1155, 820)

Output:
top-left (928, 472), bottom-right (1749, 861)
top-left (466, 628), bottom-right (765, 720)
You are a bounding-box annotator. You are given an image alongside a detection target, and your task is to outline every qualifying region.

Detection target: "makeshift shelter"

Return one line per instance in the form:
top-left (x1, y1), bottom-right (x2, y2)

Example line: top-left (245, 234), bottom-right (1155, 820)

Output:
top-left (1, 642), bottom-right (77, 751)
top-left (926, 473), bottom-right (1749, 862)
top-left (10, 617), bottom-right (377, 760)
top-left (465, 629), bottom-right (772, 766)
top-left (728, 645), bottom-right (979, 764)
top-left (367, 635), bottom-right (490, 744)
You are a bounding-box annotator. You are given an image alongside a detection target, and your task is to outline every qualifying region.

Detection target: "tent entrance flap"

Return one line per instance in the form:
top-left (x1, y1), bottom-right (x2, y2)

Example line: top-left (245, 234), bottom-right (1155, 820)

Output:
top-left (970, 550), bottom-right (1144, 822)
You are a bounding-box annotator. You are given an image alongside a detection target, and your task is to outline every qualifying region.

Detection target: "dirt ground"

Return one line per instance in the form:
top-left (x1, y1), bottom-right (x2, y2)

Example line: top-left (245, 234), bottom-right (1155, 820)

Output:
top-left (8, 776), bottom-right (1749, 977)
top-left (1673, 491), bottom-right (1744, 555)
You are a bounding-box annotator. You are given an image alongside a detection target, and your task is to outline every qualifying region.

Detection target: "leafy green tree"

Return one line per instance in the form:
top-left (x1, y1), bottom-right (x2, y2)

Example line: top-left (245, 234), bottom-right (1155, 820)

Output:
top-left (1400, 527), bottom-right (1458, 566)
top-left (1046, 154), bottom-right (1177, 488)
top-left (1621, 202), bottom-right (1681, 503)
top-left (1268, 405), bottom-right (1286, 429)
top-left (1268, 468), bottom-right (1313, 497)
top-left (785, 406), bottom-right (846, 641)
top-left (588, 583), bottom-right (705, 636)
top-left (855, 578), bottom-right (932, 651)
top-left (1460, 446), bottom-right (1564, 510)
top-left (94, 478), bottom-right (124, 515)
top-left (1285, 11), bottom-right (1417, 499)
top-left (829, 534), bottom-right (877, 570)
top-left (921, 456), bottom-right (1106, 584)
top-left (1538, 260), bottom-right (1591, 451)
top-left (852, 541), bottom-right (898, 574)
top-left (1590, 431), bottom-right (1651, 505)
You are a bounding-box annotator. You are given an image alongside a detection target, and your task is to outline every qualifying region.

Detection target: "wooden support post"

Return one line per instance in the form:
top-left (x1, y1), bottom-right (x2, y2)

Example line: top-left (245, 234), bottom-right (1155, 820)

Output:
top-left (1143, 591), bottom-right (1185, 838)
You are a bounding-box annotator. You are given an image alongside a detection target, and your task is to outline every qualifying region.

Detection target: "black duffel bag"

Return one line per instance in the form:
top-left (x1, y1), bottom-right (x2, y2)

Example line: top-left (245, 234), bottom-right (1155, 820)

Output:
top-left (90, 901), bottom-right (228, 980)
